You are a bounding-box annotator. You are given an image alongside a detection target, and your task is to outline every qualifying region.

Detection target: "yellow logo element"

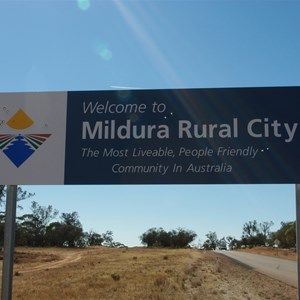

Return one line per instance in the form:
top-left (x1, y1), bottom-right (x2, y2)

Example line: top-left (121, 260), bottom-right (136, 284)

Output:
top-left (6, 109), bottom-right (34, 130)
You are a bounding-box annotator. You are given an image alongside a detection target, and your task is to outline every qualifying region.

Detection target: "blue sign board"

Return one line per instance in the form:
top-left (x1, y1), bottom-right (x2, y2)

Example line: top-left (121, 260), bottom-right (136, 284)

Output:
top-left (64, 86), bottom-right (300, 184)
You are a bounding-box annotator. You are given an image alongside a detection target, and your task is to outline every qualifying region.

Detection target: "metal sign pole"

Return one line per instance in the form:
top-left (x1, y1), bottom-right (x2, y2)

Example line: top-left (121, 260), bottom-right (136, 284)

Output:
top-left (296, 184), bottom-right (300, 300)
top-left (1, 185), bottom-right (17, 300)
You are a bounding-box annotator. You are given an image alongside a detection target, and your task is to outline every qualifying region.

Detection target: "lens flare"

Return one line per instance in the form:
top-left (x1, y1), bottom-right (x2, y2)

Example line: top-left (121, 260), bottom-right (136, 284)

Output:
top-left (129, 114), bottom-right (139, 123)
top-left (77, 0), bottom-right (90, 11)
top-left (117, 90), bottom-right (132, 101)
top-left (96, 43), bottom-right (112, 61)
top-left (112, 0), bottom-right (182, 86)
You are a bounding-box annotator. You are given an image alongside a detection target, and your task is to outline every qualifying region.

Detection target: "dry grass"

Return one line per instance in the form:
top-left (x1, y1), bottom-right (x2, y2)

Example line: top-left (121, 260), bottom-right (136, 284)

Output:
top-left (0, 247), bottom-right (296, 299)
top-left (237, 246), bottom-right (296, 261)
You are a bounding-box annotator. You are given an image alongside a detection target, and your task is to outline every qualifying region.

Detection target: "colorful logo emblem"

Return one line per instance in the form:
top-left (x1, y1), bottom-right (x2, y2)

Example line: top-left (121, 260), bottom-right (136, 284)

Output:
top-left (0, 109), bottom-right (51, 167)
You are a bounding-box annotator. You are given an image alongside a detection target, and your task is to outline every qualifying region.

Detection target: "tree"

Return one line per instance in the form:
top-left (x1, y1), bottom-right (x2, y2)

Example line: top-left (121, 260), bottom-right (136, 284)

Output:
top-left (218, 237), bottom-right (227, 249)
top-left (17, 201), bottom-right (58, 246)
top-left (102, 230), bottom-right (114, 247)
top-left (0, 186), bottom-right (35, 246)
top-left (157, 228), bottom-right (171, 247)
top-left (226, 236), bottom-right (240, 250)
top-left (241, 220), bottom-right (275, 247)
top-left (140, 227), bottom-right (197, 248)
top-left (42, 212), bottom-right (85, 247)
top-left (85, 230), bottom-right (104, 246)
top-left (242, 220), bottom-right (258, 239)
top-left (170, 228), bottom-right (197, 248)
top-left (203, 231), bottom-right (218, 250)
top-left (242, 220), bottom-right (260, 247)
top-left (45, 221), bottom-right (65, 247)
top-left (273, 221), bottom-right (296, 248)
top-left (285, 221), bottom-right (296, 247)
top-left (0, 186), bottom-right (35, 214)
top-left (140, 228), bottom-right (159, 247)
top-left (0, 196), bottom-right (124, 248)
top-left (59, 212), bottom-right (83, 247)
top-left (259, 221), bottom-right (274, 244)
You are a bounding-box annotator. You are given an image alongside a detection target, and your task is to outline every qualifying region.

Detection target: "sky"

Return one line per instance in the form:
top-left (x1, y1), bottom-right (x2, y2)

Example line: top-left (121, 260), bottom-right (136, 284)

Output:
top-left (0, 0), bottom-right (300, 246)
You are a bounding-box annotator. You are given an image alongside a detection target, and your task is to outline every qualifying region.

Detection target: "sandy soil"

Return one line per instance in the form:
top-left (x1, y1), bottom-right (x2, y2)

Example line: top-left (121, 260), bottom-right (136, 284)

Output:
top-left (0, 247), bottom-right (297, 299)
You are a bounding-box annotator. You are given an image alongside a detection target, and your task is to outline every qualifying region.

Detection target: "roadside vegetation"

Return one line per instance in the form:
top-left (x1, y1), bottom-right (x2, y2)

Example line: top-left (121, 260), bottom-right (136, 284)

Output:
top-left (0, 186), bottom-right (124, 248)
top-left (0, 199), bottom-right (124, 248)
top-left (201, 220), bottom-right (296, 250)
top-left (140, 227), bottom-right (197, 248)
top-left (0, 186), bottom-right (296, 251)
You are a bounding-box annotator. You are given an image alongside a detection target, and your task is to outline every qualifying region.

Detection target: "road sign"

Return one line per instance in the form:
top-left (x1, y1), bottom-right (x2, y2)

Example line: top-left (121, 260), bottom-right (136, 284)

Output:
top-left (1, 87), bottom-right (299, 184)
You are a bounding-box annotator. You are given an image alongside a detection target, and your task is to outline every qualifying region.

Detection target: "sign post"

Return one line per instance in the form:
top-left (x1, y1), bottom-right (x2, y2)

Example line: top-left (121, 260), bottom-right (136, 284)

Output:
top-left (1, 185), bottom-right (17, 300)
top-left (296, 184), bottom-right (300, 300)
